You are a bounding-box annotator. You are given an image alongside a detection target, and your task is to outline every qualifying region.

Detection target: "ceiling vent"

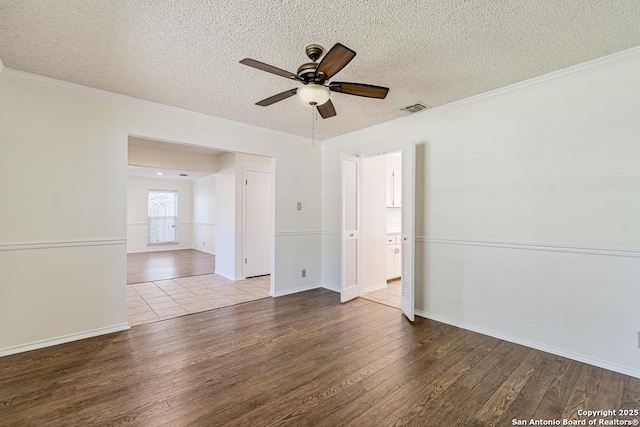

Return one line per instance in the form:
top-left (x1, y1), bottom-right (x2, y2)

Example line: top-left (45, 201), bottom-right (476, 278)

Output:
top-left (402, 102), bottom-right (430, 113)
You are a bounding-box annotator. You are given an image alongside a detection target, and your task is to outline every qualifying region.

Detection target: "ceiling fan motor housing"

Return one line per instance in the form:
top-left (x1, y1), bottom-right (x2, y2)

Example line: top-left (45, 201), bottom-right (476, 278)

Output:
top-left (297, 62), bottom-right (318, 81)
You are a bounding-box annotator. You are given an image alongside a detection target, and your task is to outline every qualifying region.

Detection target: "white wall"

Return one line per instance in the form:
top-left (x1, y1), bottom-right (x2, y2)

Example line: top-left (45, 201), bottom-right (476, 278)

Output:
top-left (234, 153), bottom-right (272, 281)
top-left (193, 174), bottom-right (216, 255)
top-left (214, 152), bottom-right (275, 281)
top-left (321, 51), bottom-right (640, 377)
top-left (128, 141), bottom-right (218, 173)
top-left (361, 155), bottom-right (388, 293)
top-left (214, 153), bottom-right (237, 279)
top-left (0, 69), bottom-right (321, 356)
top-left (126, 176), bottom-right (194, 253)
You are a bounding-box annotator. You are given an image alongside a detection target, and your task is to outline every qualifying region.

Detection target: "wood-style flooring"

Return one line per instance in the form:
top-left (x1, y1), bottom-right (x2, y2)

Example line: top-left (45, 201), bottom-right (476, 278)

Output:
top-left (1, 289), bottom-right (638, 426)
top-left (127, 249), bottom-right (215, 284)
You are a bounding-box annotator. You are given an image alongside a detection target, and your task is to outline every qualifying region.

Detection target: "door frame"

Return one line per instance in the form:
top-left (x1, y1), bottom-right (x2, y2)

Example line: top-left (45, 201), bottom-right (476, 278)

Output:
top-left (242, 166), bottom-right (272, 279)
top-left (341, 144), bottom-right (416, 317)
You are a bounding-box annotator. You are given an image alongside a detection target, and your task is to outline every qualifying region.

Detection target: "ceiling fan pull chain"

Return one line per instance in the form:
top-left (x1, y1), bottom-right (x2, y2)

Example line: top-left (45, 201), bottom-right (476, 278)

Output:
top-left (312, 105), bottom-right (316, 147)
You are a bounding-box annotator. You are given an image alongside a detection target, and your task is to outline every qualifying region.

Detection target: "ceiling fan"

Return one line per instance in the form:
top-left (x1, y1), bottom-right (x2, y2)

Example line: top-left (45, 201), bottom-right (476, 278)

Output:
top-left (240, 43), bottom-right (389, 119)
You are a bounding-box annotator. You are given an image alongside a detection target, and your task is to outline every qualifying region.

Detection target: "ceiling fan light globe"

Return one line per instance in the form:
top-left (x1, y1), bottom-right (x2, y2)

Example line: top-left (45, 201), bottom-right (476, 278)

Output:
top-left (297, 84), bottom-right (331, 106)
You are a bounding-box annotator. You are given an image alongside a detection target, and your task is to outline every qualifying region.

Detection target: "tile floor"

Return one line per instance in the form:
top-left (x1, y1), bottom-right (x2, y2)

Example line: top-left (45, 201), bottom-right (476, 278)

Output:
top-left (126, 274), bottom-right (271, 326)
top-left (360, 279), bottom-right (401, 308)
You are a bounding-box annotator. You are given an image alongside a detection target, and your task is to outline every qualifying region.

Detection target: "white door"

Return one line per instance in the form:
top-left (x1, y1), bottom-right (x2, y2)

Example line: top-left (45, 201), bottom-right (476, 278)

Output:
top-left (244, 169), bottom-right (271, 278)
top-left (401, 145), bottom-right (416, 321)
top-left (341, 155), bottom-right (360, 303)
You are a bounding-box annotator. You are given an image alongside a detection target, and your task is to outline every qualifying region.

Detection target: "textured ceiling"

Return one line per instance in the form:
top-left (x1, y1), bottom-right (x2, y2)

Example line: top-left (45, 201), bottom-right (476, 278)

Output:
top-left (1, 1), bottom-right (639, 140)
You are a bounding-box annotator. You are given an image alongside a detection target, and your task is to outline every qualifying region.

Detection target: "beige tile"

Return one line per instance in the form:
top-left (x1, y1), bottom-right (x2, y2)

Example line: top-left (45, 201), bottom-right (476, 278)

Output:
top-left (171, 294), bottom-right (202, 304)
top-left (153, 306), bottom-right (188, 318)
top-left (137, 289), bottom-right (167, 298)
top-left (173, 277), bottom-right (200, 285)
top-left (180, 301), bottom-right (214, 313)
top-left (182, 282), bottom-right (209, 290)
top-left (131, 282), bottom-right (157, 290)
top-left (154, 283), bottom-right (184, 292)
top-left (148, 300), bottom-right (183, 311)
top-left (127, 304), bottom-right (154, 315)
top-left (205, 295), bottom-right (234, 304)
top-left (143, 295), bottom-right (174, 305)
top-left (127, 298), bottom-right (149, 308)
top-left (128, 311), bottom-right (159, 326)
top-left (210, 299), bottom-right (236, 309)
top-left (153, 279), bottom-right (179, 287)
top-left (207, 282), bottom-right (230, 290)
top-left (163, 287), bottom-right (193, 296)
top-left (192, 289), bottom-right (223, 299)
top-left (363, 294), bottom-right (387, 303)
top-left (229, 293), bottom-right (260, 304)
top-left (246, 290), bottom-right (270, 299)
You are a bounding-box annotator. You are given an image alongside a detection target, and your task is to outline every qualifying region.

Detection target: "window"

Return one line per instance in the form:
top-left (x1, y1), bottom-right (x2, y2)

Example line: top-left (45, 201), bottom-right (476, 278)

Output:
top-left (148, 190), bottom-right (178, 244)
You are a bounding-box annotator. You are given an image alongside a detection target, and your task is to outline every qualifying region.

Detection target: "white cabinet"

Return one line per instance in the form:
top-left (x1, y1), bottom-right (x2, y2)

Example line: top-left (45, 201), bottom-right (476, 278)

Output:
top-left (386, 168), bottom-right (401, 207)
top-left (386, 234), bottom-right (402, 279)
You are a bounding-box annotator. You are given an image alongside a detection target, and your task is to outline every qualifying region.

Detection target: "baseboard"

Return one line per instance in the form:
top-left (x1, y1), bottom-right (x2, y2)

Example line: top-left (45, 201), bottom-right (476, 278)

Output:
top-left (0, 323), bottom-right (130, 358)
top-left (414, 310), bottom-right (640, 379)
top-left (322, 283), bottom-right (340, 293)
top-left (214, 269), bottom-right (241, 281)
top-left (273, 283), bottom-right (321, 297)
top-left (363, 283), bottom-right (388, 293)
top-left (193, 248), bottom-right (215, 255)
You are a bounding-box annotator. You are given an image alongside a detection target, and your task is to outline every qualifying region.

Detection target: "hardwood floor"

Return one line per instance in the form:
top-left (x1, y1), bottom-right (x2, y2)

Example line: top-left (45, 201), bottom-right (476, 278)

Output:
top-left (1, 289), bottom-right (638, 426)
top-left (127, 249), bottom-right (215, 284)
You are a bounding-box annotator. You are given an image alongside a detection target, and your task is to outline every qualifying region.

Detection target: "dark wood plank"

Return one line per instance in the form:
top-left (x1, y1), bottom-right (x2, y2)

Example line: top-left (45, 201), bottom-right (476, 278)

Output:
top-left (561, 364), bottom-right (604, 420)
top-left (474, 349), bottom-right (546, 426)
top-left (531, 357), bottom-right (584, 420)
top-left (0, 288), bottom-right (638, 427)
top-left (437, 344), bottom-right (533, 426)
top-left (499, 354), bottom-right (565, 422)
top-left (621, 376), bottom-right (640, 410)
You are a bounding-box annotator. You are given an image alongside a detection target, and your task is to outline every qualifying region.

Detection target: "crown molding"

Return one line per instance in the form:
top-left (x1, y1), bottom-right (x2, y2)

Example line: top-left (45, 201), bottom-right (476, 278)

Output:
top-left (322, 46), bottom-right (640, 146)
top-left (0, 67), bottom-right (311, 146)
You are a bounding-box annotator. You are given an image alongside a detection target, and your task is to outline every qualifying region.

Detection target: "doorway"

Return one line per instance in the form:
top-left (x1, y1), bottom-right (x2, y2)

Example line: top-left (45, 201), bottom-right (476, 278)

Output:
top-left (244, 168), bottom-right (272, 278)
top-left (125, 136), bottom-right (276, 326)
top-left (340, 146), bottom-right (415, 321)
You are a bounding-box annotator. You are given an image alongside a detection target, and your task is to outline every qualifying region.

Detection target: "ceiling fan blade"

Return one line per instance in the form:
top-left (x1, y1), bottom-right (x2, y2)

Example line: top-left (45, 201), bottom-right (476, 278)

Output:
top-left (317, 99), bottom-right (337, 119)
top-left (256, 89), bottom-right (298, 106)
top-left (315, 43), bottom-right (356, 80)
top-left (240, 58), bottom-right (300, 80)
top-left (329, 82), bottom-right (389, 99)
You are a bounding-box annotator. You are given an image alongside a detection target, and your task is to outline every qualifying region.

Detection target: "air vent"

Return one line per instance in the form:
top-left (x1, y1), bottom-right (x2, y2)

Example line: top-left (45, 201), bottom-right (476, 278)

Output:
top-left (402, 102), bottom-right (430, 113)
top-left (179, 173), bottom-right (188, 177)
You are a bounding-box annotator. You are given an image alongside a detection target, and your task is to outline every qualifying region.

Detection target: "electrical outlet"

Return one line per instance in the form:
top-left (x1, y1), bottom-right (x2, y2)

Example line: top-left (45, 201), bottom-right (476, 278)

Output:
top-left (297, 202), bottom-right (302, 211)
top-left (301, 269), bottom-right (306, 278)
top-left (203, 241), bottom-right (206, 246)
